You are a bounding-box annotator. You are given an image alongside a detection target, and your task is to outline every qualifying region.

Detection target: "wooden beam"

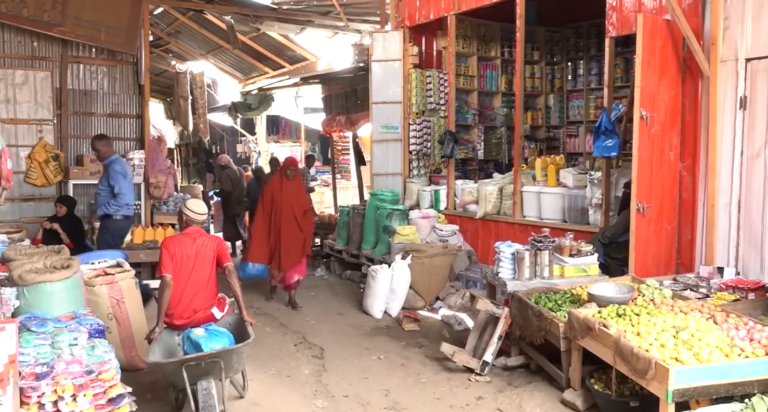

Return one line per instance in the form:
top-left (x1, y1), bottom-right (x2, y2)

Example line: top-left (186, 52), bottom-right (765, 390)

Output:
top-left (142, 0), bottom-right (152, 225)
top-left (60, 40), bottom-right (69, 159)
top-left (161, 10), bottom-right (193, 33)
top-left (666, 0), bottom-right (710, 77)
top-left (265, 32), bottom-right (317, 62)
top-left (150, 27), bottom-right (243, 80)
top-left (164, 8), bottom-right (275, 74)
top-left (157, 0), bottom-right (373, 25)
top-left (601, 37), bottom-right (616, 228)
top-left (200, 14), bottom-right (296, 68)
top-left (330, 0), bottom-right (349, 26)
top-left (379, 0), bottom-right (386, 28)
top-left (202, 32), bottom-right (258, 57)
top-left (705, 0), bottom-right (722, 265)
top-left (150, 47), bottom-right (184, 63)
top-left (151, 60), bottom-right (176, 73)
top-left (389, 0), bottom-right (397, 28)
top-left (240, 59), bottom-right (315, 86)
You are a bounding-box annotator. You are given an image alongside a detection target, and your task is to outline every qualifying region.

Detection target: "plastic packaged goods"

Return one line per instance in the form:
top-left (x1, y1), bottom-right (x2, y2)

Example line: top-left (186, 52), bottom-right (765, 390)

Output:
top-left (408, 209), bottom-right (439, 242)
top-left (334, 206), bottom-right (351, 247)
top-left (373, 205), bottom-right (409, 258)
top-left (494, 241), bottom-right (523, 279)
top-left (454, 180), bottom-right (479, 212)
top-left (182, 323), bottom-right (236, 355)
top-left (17, 310), bottom-right (133, 412)
top-left (361, 190), bottom-right (401, 251)
top-left (476, 179), bottom-right (503, 219)
top-left (417, 187), bottom-right (434, 210)
top-left (404, 178), bottom-right (429, 208)
top-left (384, 254), bottom-right (413, 317)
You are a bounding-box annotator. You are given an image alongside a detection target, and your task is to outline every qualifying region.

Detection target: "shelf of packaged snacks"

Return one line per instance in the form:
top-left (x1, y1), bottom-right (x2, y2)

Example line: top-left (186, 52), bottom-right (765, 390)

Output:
top-left (568, 312), bottom-right (768, 412)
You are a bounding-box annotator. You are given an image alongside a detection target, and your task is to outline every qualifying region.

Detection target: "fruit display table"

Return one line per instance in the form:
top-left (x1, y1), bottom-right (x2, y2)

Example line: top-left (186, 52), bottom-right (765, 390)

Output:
top-left (568, 320), bottom-right (768, 412)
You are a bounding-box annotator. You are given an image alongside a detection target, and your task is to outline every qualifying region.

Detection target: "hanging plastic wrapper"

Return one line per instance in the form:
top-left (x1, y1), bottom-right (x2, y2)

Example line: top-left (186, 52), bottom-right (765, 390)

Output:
top-left (592, 101), bottom-right (625, 158)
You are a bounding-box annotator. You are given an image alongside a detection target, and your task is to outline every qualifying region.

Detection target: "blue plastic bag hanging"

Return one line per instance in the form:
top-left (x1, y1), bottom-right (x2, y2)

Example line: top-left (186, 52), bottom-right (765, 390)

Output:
top-left (592, 102), bottom-right (626, 158)
top-left (182, 323), bottom-right (236, 355)
top-left (238, 261), bottom-right (269, 279)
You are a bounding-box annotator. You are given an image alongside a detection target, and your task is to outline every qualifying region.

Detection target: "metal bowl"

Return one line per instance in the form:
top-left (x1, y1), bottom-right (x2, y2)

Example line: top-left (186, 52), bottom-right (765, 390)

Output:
top-left (661, 280), bottom-right (688, 291)
top-left (587, 282), bottom-right (637, 307)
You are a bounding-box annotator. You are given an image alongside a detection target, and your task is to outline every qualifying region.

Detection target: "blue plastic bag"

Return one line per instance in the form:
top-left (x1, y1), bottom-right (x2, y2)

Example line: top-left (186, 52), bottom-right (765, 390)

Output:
top-left (238, 261), bottom-right (269, 279)
top-left (592, 102), bottom-right (626, 158)
top-left (182, 323), bottom-right (236, 355)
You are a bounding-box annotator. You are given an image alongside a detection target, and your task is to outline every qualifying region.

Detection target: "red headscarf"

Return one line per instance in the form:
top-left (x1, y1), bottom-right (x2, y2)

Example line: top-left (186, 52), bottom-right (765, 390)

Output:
top-left (244, 157), bottom-right (315, 272)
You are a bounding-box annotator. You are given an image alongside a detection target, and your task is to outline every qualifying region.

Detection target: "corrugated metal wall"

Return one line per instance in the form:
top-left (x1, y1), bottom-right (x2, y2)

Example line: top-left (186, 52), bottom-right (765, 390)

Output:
top-left (0, 22), bottom-right (141, 225)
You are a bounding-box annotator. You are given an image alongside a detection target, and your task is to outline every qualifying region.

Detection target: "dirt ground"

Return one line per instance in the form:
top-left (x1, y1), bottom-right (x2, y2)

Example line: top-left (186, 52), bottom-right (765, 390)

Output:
top-left (124, 274), bottom-right (573, 412)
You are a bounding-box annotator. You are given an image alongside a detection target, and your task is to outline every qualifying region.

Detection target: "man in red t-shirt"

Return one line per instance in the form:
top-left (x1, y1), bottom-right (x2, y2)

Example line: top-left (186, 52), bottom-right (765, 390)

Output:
top-left (146, 198), bottom-right (254, 343)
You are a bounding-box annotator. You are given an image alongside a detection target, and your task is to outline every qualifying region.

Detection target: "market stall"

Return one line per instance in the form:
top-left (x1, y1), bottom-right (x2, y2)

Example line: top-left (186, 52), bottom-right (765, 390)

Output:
top-left (398, 0), bottom-right (703, 276)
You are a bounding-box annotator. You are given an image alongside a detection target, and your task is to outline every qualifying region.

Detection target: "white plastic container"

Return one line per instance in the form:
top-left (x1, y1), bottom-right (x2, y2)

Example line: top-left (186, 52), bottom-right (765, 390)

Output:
top-left (521, 186), bottom-right (543, 220)
top-left (565, 188), bottom-right (590, 225)
top-left (539, 187), bottom-right (568, 222)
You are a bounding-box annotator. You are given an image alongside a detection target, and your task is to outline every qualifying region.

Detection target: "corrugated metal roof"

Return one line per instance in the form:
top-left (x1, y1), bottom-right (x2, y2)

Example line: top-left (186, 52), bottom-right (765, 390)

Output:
top-left (148, 4), bottom-right (324, 90)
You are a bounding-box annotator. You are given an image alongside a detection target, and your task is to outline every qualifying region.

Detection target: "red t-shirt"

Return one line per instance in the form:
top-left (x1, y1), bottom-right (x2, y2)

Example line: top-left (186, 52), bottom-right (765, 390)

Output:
top-left (157, 226), bottom-right (233, 329)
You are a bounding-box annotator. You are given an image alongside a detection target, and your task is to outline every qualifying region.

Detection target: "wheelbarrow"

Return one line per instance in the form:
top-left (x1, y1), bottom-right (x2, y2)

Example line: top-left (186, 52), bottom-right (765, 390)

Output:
top-left (147, 313), bottom-right (255, 412)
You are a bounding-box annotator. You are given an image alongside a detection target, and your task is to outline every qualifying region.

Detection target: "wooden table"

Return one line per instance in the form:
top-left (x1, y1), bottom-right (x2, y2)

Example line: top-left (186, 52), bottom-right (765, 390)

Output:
top-left (123, 248), bottom-right (160, 280)
top-left (569, 324), bottom-right (768, 412)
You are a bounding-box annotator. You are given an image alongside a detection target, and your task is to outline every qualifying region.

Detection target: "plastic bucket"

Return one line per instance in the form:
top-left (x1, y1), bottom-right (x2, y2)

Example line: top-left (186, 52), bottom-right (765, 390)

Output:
top-left (76, 250), bottom-right (129, 265)
top-left (585, 371), bottom-right (657, 412)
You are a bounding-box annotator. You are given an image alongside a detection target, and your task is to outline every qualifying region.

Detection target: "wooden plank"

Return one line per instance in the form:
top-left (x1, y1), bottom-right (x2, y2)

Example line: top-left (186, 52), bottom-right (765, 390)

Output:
top-left (569, 341), bottom-right (584, 390)
top-left (330, 0), bottom-right (349, 26)
top-left (151, 47), bottom-right (184, 63)
top-left (440, 342), bottom-right (481, 370)
top-left (629, 13), bottom-right (683, 276)
top-left (142, 1), bottom-right (152, 226)
top-left (150, 27), bottom-right (243, 80)
top-left (164, 8), bottom-right (274, 74)
top-left (446, 15), bottom-right (456, 210)
top-left (378, 0), bottom-right (386, 28)
top-left (601, 37), bottom-right (615, 228)
top-left (240, 60), bottom-right (316, 86)
top-left (665, 0), bottom-right (710, 77)
top-left (465, 312), bottom-right (489, 355)
top-left (478, 308), bottom-right (511, 375)
top-left (513, 0), bottom-right (526, 218)
top-left (161, 10), bottom-right (194, 33)
top-left (150, 60), bottom-right (176, 73)
top-left (265, 32), bottom-right (317, 62)
top-left (471, 293), bottom-right (504, 317)
top-left (705, 0), bottom-right (722, 265)
top-left (200, 14), bottom-right (295, 68)
top-left (60, 40), bottom-right (69, 161)
top-left (520, 341), bottom-right (566, 387)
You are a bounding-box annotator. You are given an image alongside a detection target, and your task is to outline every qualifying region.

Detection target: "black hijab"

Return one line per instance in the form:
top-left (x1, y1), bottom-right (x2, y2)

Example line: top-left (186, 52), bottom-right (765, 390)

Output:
top-left (617, 179), bottom-right (632, 216)
top-left (42, 195), bottom-right (88, 255)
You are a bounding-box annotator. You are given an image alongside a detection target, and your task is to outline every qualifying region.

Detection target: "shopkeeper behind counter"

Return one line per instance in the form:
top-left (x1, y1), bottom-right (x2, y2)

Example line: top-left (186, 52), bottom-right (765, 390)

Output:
top-left (590, 180), bottom-right (631, 277)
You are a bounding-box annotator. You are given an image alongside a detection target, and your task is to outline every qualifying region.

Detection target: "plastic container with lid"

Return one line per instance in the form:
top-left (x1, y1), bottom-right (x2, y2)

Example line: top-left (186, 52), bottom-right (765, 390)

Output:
top-left (565, 188), bottom-right (590, 225)
top-left (539, 187), bottom-right (568, 222)
top-left (521, 186), bottom-right (543, 220)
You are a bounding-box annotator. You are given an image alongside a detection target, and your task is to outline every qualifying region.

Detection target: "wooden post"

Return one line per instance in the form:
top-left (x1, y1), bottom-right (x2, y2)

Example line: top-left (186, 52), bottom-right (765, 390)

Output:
top-left (379, 0), bottom-right (386, 29)
top-left (705, 0), bottom-right (722, 265)
top-left (142, 0), bottom-right (152, 225)
top-left (601, 37), bottom-right (616, 228)
top-left (59, 40), bottom-right (69, 157)
top-left (513, 0), bottom-right (526, 218)
top-left (353, 133), bottom-right (365, 204)
top-left (390, 0), bottom-right (397, 28)
top-left (330, 134), bottom-right (339, 212)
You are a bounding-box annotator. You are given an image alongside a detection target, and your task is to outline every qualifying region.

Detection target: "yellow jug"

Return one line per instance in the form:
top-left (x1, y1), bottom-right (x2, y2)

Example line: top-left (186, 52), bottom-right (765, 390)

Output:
top-left (153, 224), bottom-right (165, 243)
top-left (547, 162), bottom-right (557, 187)
top-left (131, 225), bottom-right (145, 244)
top-left (144, 225), bottom-right (155, 242)
top-left (535, 157), bottom-right (549, 183)
top-left (164, 225), bottom-right (175, 239)
top-left (393, 226), bottom-right (420, 244)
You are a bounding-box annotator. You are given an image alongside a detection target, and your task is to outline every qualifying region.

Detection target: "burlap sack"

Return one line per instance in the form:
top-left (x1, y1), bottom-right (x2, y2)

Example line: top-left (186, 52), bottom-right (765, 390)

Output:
top-left (7, 256), bottom-right (80, 286)
top-left (82, 263), bottom-right (148, 371)
top-left (0, 223), bottom-right (28, 240)
top-left (510, 288), bottom-right (565, 344)
top-left (405, 243), bottom-right (458, 304)
top-left (347, 205), bottom-right (365, 253)
top-left (566, 309), bottom-right (658, 380)
top-left (2, 244), bottom-right (70, 264)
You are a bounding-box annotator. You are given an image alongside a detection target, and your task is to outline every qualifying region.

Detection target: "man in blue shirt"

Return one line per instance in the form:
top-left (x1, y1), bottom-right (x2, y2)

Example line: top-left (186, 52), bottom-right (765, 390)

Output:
top-left (91, 134), bottom-right (135, 250)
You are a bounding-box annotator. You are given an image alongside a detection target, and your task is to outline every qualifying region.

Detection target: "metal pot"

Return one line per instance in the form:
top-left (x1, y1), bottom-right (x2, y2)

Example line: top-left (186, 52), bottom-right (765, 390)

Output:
top-left (516, 248), bottom-right (535, 281)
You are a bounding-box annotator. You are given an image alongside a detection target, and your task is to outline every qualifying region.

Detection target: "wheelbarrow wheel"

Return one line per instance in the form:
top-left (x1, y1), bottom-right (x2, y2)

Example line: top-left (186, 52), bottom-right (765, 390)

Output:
top-left (173, 388), bottom-right (187, 412)
top-left (230, 370), bottom-right (249, 398)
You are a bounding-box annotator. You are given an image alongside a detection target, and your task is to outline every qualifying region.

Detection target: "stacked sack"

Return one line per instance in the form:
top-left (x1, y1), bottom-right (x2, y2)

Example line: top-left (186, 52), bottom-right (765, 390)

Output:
top-left (362, 254), bottom-right (413, 319)
top-left (494, 241), bottom-right (523, 279)
top-left (17, 310), bottom-right (136, 412)
top-left (3, 245), bottom-right (85, 317)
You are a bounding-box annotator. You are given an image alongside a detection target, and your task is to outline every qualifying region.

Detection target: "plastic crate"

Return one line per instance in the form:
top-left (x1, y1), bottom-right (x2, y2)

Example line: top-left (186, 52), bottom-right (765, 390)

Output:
top-left (458, 267), bottom-right (486, 292)
top-left (565, 188), bottom-right (590, 225)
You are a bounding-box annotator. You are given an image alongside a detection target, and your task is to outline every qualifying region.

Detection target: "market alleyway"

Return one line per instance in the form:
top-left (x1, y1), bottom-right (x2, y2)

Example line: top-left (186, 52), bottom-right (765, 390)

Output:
top-left (124, 274), bottom-right (573, 412)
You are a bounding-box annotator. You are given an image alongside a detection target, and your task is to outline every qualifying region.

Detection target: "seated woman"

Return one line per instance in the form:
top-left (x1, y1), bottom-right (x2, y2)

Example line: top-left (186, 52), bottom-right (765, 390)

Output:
top-left (32, 195), bottom-right (89, 255)
top-left (590, 180), bottom-right (631, 277)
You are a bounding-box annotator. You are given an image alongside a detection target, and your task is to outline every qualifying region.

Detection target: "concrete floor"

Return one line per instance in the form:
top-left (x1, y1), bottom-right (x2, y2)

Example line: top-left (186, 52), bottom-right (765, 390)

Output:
top-left (124, 274), bottom-right (573, 412)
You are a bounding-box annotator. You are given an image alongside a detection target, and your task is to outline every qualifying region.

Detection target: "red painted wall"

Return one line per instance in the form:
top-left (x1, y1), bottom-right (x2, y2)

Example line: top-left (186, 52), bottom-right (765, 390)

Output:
top-left (444, 214), bottom-right (595, 265)
top-left (409, 20), bottom-right (444, 69)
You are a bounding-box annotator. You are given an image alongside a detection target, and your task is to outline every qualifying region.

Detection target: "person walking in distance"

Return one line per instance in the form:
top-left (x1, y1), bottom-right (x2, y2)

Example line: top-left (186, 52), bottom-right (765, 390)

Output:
top-left (91, 134), bottom-right (134, 249)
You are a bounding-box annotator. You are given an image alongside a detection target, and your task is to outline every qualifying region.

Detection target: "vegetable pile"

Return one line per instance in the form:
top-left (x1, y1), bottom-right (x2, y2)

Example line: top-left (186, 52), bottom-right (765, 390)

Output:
top-left (531, 291), bottom-right (582, 320)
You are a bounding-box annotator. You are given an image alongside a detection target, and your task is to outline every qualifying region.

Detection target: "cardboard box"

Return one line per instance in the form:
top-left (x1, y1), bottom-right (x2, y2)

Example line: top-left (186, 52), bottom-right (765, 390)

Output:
top-left (132, 164), bottom-right (145, 172)
top-left (559, 168), bottom-right (588, 188)
top-left (85, 168), bottom-right (103, 179)
top-left (554, 264), bottom-right (600, 277)
top-left (133, 170), bottom-right (144, 183)
top-left (77, 154), bottom-right (100, 168)
top-left (65, 166), bottom-right (88, 180)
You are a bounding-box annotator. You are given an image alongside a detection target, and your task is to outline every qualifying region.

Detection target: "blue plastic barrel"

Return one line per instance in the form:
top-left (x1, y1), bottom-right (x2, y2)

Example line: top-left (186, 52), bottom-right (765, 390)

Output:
top-left (76, 249), bottom-right (129, 264)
